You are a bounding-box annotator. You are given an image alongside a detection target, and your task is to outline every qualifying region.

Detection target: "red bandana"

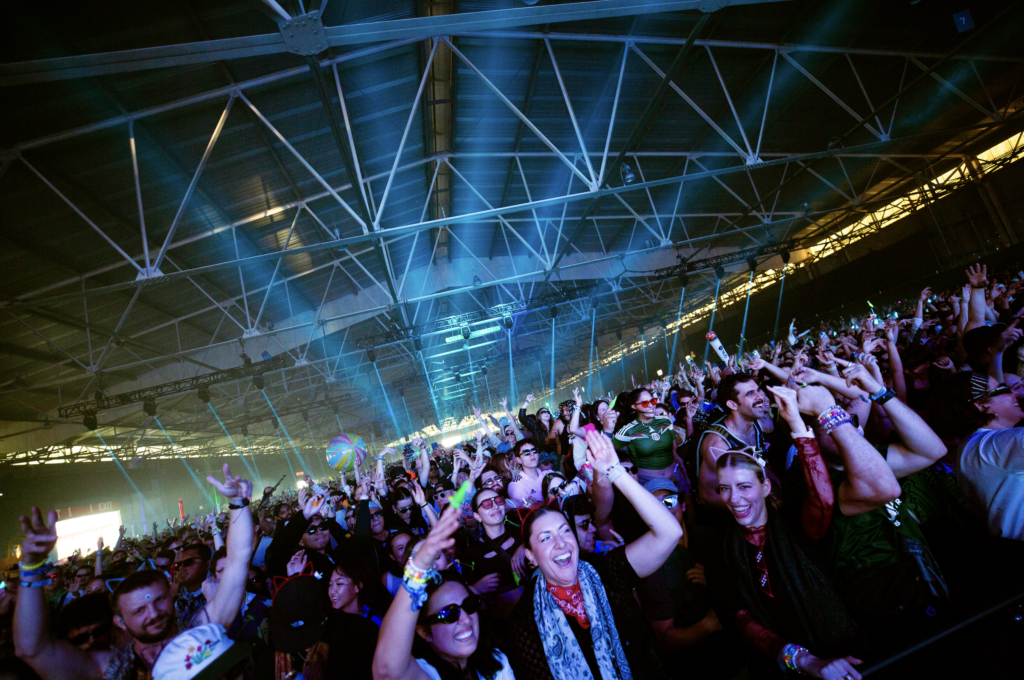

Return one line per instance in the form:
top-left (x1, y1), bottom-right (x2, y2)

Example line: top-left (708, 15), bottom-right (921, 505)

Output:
top-left (546, 583), bottom-right (590, 628)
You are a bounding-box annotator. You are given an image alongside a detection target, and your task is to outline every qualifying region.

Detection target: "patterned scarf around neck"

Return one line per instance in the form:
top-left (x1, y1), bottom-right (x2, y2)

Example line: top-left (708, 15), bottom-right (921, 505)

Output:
top-left (532, 560), bottom-right (632, 680)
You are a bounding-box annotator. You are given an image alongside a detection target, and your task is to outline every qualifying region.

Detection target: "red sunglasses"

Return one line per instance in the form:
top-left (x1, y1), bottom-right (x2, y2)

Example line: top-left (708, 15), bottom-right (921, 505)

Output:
top-left (635, 399), bottom-right (658, 408)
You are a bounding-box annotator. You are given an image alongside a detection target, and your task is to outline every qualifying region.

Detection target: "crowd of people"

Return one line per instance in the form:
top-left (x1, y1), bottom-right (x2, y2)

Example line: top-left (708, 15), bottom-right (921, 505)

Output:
top-left (2, 261), bottom-right (1024, 680)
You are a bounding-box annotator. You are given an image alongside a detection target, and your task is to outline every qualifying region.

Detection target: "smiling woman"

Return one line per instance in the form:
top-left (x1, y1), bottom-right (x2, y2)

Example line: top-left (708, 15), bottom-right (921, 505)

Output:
top-left (505, 429), bottom-right (681, 680)
top-left (373, 505), bottom-right (514, 680)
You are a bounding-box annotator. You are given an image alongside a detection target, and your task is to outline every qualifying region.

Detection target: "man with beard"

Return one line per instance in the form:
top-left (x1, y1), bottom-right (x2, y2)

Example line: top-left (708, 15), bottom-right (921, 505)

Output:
top-left (14, 464), bottom-right (254, 680)
top-left (696, 372), bottom-right (774, 510)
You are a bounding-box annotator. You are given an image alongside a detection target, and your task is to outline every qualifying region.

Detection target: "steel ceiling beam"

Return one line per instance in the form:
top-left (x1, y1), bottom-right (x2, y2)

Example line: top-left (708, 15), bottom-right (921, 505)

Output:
top-left (0, 1), bottom-right (791, 85)
top-left (542, 11), bottom-right (714, 288)
top-left (2, 116), bottom-right (1014, 314)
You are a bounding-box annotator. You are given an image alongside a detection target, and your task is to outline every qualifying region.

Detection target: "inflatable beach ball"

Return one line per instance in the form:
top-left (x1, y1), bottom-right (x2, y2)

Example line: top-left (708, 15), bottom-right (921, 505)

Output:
top-left (326, 433), bottom-right (367, 471)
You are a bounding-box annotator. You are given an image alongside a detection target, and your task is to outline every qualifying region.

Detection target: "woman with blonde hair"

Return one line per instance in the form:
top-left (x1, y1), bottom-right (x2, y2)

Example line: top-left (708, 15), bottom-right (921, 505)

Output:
top-left (716, 385), bottom-right (864, 680)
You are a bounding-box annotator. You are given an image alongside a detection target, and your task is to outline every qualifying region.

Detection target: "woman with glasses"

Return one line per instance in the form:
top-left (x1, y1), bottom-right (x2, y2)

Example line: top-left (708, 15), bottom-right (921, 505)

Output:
top-left (374, 506), bottom-right (515, 680)
top-left (519, 393), bottom-right (554, 452)
top-left (507, 440), bottom-right (545, 506)
top-left (613, 388), bottom-right (679, 484)
top-left (506, 429), bottom-right (682, 680)
top-left (465, 488), bottom-right (525, 618)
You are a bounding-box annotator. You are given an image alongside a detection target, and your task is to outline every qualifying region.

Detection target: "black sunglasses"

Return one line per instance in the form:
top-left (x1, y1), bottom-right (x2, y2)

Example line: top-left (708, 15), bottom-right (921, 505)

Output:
top-left (575, 518), bottom-right (592, 531)
top-left (370, 510), bottom-right (384, 519)
top-left (396, 505), bottom-right (413, 514)
top-left (970, 383), bottom-right (1011, 403)
top-left (306, 524), bottom-right (330, 534)
top-left (175, 556), bottom-right (203, 569)
top-left (424, 594), bottom-right (483, 625)
top-left (68, 621), bottom-right (112, 646)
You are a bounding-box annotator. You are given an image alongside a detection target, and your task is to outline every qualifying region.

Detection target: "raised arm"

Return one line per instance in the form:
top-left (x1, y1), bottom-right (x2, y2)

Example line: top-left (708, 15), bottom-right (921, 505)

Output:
top-left (373, 505), bottom-right (461, 680)
top-left (797, 388), bottom-right (901, 516)
top-left (408, 482), bottom-right (437, 528)
top-left (499, 397), bottom-right (524, 439)
top-left (202, 464), bottom-right (254, 628)
top-left (766, 386), bottom-right (834, 540)
top-left (844, 360), bottom-right (946, 479)
top-left (568, 388), bottom-right (587, 437)
top-left (884, 323), bottom-right (907, 404)
top-left (988, 320), bottom-right (1022, 384)
top-left (94, 536), bottom-right (104, 577)
top-left (965, 264), bottom-right (989, 333)
top-left (15, 508), bottom-right (108, 680)
top-left (585, 429), bottom-right (682, 578)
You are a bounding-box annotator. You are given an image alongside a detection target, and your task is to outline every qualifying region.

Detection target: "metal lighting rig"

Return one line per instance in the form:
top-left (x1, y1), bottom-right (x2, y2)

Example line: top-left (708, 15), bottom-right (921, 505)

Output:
top-left (58, 355), bottom-right (288, 420)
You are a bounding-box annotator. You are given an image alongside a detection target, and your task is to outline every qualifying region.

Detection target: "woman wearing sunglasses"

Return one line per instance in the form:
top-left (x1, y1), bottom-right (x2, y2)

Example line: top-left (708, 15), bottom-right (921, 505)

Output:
top-left (613, 388), bottom-right (679, 484)
top-left (506, 428), bottom-right (682, 680)
top-left (465, 488), bottom-right (525, 619)
top-left (518, 393), bottom-right (554, 452)
top-left (374, 505), bottom-right (515, 680)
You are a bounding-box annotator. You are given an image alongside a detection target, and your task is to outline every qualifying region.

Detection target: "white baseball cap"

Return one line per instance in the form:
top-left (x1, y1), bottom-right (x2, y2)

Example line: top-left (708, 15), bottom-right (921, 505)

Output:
top-left (152, 623), bottom-right (250, 680)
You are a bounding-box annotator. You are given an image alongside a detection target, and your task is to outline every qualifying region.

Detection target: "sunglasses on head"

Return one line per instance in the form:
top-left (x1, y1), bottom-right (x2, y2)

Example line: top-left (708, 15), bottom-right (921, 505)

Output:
top-left (661, 494), bottom-right (680, 509)
top-left (306, 524), bottom-right (330, 534)
top-left (475, 496), bottom-right (504, 511)
top-left (970, 383), bottom-right (1011, 402)
top-left (424, 594), bottom-right (483, 625)
top-left (635, 399), bottom-right (658, 409)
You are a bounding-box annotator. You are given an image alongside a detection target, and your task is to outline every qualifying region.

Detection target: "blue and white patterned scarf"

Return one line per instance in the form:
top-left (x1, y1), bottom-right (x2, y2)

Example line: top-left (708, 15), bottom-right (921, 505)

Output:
top-left (532, 560), bottom-right (632, 680)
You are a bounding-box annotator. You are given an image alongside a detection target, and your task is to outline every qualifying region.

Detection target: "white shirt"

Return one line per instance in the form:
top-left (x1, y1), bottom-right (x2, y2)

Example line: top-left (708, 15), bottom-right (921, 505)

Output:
top-left (958, 428), bottom-right (1024, 539)
top-left (415, 650), bottom-right (515, 680)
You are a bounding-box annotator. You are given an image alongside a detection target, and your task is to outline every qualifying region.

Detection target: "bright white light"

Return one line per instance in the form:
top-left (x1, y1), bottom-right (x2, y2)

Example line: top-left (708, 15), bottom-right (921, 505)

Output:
top-left (296, 480), bottom-right (307, 490)
top-left (444, 325), bottom-right (502, 344)
top-left (441, 435), bottom-right (463, 447)
top-left (657, 369), bottom-right (664, 376)
top-left (55, 511), bottom-right (122, 561)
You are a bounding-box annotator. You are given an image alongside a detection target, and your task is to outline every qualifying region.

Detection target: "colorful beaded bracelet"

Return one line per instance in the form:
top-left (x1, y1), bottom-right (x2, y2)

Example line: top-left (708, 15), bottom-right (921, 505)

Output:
top-left (402, 556), bottom-right (440, 612)
top-left (778, 642), bottom-right (807, 674)
top-left (817, 405), bottom-right (852, 434)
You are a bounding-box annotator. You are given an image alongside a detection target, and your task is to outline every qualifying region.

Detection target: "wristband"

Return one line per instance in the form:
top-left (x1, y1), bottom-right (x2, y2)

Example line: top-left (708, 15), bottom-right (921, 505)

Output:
top-left (604, 463), bottom-right (626, 484)
top-left (402, 555), bottom-right (440, 612)
top-left (778, 643), bottom-right (808, 674)
top-left (869, 386), bottom-right (887, 401)
top-left (817, 405), bottom-right (852, 435)
top-left (872, 387), bottom-right (896, 406)
top-left (19, 562), bottom-right (52, 577)
top-left (20, 578), bottom-right (52, 588)
top-left (19, 559), bottom-right (47, 571)
top-left (228, 498), bottom-right (250, 510)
